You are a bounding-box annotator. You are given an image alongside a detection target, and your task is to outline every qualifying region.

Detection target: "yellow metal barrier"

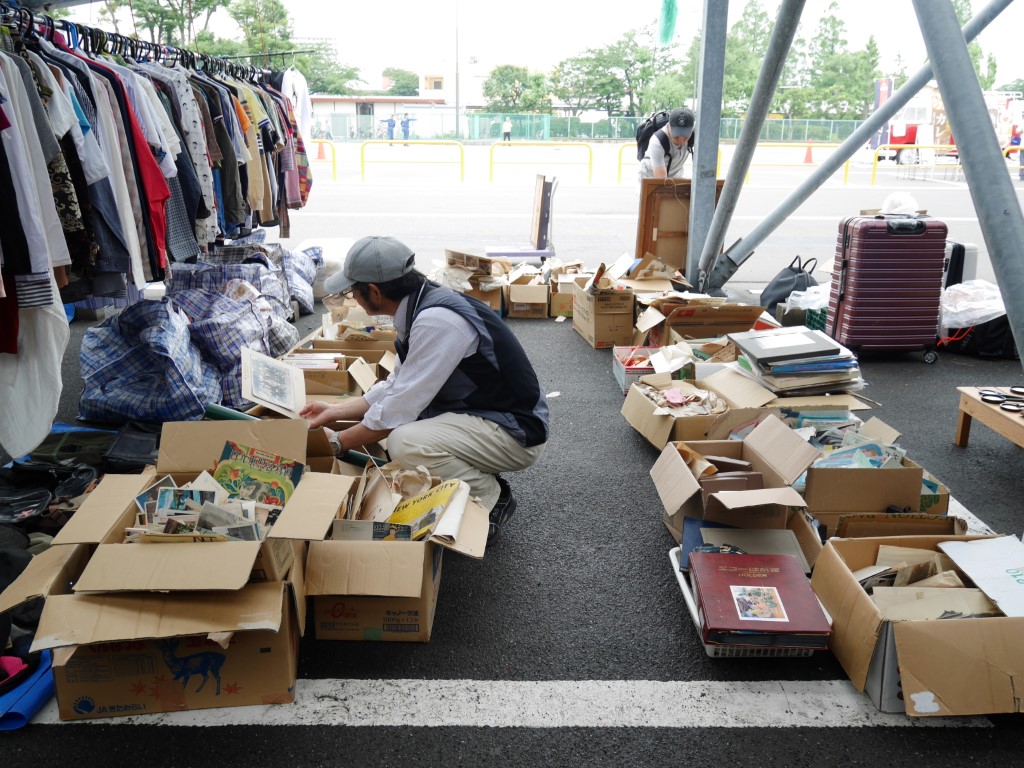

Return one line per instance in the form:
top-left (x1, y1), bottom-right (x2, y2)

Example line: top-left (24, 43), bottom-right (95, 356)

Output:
top-left (309, 140), bottom-right (337, 182)
top-left (490, 142), bottom-right (593, 183)
top-left (360, 140), bottom-right (465, 182)
top-left (870, 144), bottom-right (961, 184)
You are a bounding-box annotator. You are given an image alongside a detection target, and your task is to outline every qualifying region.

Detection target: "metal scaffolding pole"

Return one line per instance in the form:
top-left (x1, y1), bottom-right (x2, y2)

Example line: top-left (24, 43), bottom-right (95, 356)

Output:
top-left (697, 0), bottom-right (805, 292)
top-left (686, 0), bottom-right (728, 285)
top-left (701, 0), bottom-right (1012, 294)
top-left (914, 0), bottom-right (1024, 373)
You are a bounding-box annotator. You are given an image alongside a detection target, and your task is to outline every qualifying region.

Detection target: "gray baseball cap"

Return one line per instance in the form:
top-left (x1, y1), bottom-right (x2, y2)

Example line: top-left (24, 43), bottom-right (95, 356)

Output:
top-left (668, 108), bottom-right (695, 138)
top-left (323, 236), bottom-right (417, 294)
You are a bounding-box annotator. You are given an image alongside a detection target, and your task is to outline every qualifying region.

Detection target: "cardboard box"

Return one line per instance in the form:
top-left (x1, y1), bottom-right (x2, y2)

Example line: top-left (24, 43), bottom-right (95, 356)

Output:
top-left (650, 414), bottom-right (823, 567)
top-left (621, 370), bottom-right (869, 449)
top-left (0, 514), bottom-right (305, 722)
top-left (265, 471), bottom-right (489, 642)
top-left (307, 540), bottom-right (443, 641)
top-left (804, 457), bottom-right (928, 536)
top-left (572, 281), bottom-right (635, 349)
top-left (507, 283), bottom-right (549, 319)
top-left (611, 346), bottom-right (691, 396)
top-left (34, 581), bottom-right (300, 720)
top-left (637, 302), bottom-right (765, 347)
top-left (549, 275), bottom-right (586, 318)
top-left (465, 282), bottom-right (503, 313)
top-left (69, 420), bottom-right (310, 593)
top-left (811, 535), bottom-right (1024, 717)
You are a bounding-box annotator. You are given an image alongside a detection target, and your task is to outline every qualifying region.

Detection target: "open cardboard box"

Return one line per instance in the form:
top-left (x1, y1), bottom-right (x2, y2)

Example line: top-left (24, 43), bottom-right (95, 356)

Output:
top-left (266, 470), bottom-right (490, 642)
top-left (507, 283), bottom-right (550, 319)
top-left (622, 369), bottom-right (869, 449)
top-left (549, 274), bottom-right (588, 318)
top-left (802, 417), bottom-right (941, 535)
top-left (811, 534), bottom-right (1024, 717)
top-left (572, 279), bottom-right (634, 349)
top-left (650, 414), bottom-right (824, 567)
top-left (0, 509), bottom-right (305, 721)
top-left (68, 420), bottom-right (312, 595)
top-left (636, 300), bottom-right (766, 347)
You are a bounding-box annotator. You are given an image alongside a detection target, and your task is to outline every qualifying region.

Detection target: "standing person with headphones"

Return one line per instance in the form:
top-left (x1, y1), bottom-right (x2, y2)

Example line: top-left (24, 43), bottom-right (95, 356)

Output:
top-left (639, 107), bottom-right (696, 179)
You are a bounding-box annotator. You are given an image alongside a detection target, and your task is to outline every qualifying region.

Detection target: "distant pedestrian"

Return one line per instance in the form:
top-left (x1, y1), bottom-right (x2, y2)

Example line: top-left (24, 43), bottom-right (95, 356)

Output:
top-left (502, 117), bottom-right (512, 142)
top-left (1010, 130), bottom-right (1022, 180)
top-left (401, 113), bottom-right (415, 144)
top-left (383, 115), bottom-right (396, 141)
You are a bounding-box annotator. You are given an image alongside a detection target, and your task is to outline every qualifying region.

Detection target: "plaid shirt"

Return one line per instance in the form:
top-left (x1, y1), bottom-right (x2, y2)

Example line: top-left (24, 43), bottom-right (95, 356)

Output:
top-left (79, 300), bottom-right (222, 423)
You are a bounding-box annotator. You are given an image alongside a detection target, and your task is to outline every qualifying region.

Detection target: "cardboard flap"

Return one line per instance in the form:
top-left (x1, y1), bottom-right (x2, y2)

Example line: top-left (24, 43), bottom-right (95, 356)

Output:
top-left (703, 487), bottom-right (806, 529)
top-left (635, 306), bottom-right (667, 334)
top-left (306, 427), bottom-right (335, 458)
top-left (0, 544), bottom-right (85, 614)
top-left (617, 278), bottom-right (675, 293)
top-left (835, 513), bottom-right (967, 538)
top-left (859, 416), bottom-right (901, 444)
top-left (270, 472), bottom-right (353, 541)
top-left (809, 541), bottom-right (885, 692)
top-left (73, 542), bottom-right (262, 593)
top-left (157, 419), bottom-right (308, 474)
top-left (650, 443), bottom-right (702, 516)
top-left (32, 581), bottom-right (286, 651)
top-left (304, 540), bottom-right (427, 597)
top-left (348, 358), bottom-right (379, 394)
top-left (427, 497), bottom-right (489, 559)
top-left (744, 414), bottom-right (820, 485)
top-left (288, 541), bottom-right (308, 635)
top-left (53, 471), bottom-right (156, 545)
top-left (704, 368), bottom-right (776, 408)
top-left (379, 350), bottom-right (397, 374)
top-left (894, 617), bottom-right (1024, 716)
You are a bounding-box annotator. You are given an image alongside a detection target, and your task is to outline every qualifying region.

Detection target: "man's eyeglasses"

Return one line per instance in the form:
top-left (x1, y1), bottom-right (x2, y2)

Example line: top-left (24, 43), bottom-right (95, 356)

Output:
top-left (341, 287), bottom-right (357, 300)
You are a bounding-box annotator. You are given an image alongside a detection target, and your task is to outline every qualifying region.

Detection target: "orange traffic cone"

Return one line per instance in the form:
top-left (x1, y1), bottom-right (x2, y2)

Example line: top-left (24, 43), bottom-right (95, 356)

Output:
top-left (316, 141), bottom-right (327, 161)
top-left (804, 140), bottom-right (814, 164)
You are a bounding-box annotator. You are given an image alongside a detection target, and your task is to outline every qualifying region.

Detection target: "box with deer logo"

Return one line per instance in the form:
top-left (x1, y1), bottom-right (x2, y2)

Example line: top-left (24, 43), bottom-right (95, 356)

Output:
top-left (31, 581), bottom-right (301, 720)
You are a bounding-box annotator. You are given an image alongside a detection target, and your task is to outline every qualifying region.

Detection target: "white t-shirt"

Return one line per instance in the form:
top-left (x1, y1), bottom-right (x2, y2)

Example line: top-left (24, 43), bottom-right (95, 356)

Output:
top-left (639, 125), bottom-right (688, 178)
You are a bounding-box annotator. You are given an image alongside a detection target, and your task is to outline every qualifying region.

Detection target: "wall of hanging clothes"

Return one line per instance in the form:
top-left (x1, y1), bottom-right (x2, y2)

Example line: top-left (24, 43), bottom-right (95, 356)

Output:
top-left (0, 3), bottom-right (315, 457)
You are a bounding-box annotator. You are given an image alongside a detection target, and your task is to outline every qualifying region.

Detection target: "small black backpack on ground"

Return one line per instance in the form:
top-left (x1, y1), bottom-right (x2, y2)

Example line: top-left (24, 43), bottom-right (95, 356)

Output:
top-left (760, 256), bottom-right (819, 315)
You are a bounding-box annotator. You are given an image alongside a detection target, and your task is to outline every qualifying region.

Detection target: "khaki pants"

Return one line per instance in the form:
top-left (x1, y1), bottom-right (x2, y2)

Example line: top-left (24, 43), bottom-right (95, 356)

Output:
top-left (387, 412), bottom-right (545, 510)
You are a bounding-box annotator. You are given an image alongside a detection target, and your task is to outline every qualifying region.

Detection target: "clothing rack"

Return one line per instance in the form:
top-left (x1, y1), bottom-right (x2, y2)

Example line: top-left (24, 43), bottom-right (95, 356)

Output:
top-left (0, 0), bottom-right (285, 82)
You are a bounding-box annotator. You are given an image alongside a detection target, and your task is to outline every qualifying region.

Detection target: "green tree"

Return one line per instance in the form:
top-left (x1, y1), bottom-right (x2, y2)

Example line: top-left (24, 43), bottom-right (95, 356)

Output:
top-left (594, 29), bottom-right (663, 117)
top-left (125, 0), bottom-right (224, 46)
top-left (227, 0), bottom-right (292, 53)
top-left (384, 68), bottom-right (419, 96)
top-left (551, 54), bottom-right (605, 116)
top-left (482, 65), bottom-right (550, 112)
top-left (721, 2), bottom-right (773, 115)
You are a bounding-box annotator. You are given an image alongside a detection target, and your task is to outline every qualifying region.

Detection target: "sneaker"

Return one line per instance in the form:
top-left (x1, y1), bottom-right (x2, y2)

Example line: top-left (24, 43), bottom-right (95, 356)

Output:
top-left (487, 477), bottom-right (517, 545)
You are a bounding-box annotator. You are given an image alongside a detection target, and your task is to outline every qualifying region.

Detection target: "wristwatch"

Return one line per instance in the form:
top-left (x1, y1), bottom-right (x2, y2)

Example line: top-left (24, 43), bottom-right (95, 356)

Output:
top-left (327, 430), bottom-right (343, 456)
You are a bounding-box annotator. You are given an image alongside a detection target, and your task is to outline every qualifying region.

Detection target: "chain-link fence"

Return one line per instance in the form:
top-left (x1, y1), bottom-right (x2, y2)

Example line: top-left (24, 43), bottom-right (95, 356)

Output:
top-left (319, 111), bottom-right (864, 144)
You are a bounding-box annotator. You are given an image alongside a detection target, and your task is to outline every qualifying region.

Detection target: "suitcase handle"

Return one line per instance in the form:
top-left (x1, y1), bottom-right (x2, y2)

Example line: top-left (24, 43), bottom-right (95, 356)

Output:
top-left (886, 218), bottom-right (926, 235)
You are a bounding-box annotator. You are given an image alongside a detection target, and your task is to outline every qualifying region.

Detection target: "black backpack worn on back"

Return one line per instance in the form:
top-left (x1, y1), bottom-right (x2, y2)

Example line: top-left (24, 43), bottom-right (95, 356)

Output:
top-left (636, 110), bottom-right (671, 160)
top-left (636, 110), bottom-right (697, 164)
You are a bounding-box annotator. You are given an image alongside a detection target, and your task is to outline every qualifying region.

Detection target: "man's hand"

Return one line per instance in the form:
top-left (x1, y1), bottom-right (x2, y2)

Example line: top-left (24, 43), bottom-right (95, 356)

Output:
top-left (299, 400), bottom-right (333, 428)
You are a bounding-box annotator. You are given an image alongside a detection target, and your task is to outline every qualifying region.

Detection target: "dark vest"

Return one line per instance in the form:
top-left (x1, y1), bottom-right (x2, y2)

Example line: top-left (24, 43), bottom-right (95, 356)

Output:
top-left (394, 282), bottom-right (549, 447)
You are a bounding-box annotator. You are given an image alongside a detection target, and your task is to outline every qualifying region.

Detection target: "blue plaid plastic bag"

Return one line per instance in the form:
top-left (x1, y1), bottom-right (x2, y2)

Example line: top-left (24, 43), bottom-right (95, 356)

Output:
top-left (79, 300), bottom-right (222, 423)
top-left (170, 290), bottom-right (271, 409)
top-left (168, 261), bottom-right (291, 319)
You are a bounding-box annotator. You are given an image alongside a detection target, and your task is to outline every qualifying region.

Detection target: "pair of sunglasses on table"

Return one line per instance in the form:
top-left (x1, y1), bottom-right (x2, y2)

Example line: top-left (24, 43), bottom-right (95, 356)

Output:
top-left (978, 386), bottom-right (1024, 413)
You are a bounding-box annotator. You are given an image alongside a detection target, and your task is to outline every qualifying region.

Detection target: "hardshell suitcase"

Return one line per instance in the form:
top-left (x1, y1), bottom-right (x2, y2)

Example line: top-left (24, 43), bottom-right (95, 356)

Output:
top-left (827, 214), bottom-right (947, 362)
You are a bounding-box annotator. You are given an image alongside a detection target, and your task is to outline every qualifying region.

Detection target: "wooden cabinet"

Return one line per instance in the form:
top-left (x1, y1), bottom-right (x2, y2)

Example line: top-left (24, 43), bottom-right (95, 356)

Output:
top-left (635, 178), bottom-right (725, 270)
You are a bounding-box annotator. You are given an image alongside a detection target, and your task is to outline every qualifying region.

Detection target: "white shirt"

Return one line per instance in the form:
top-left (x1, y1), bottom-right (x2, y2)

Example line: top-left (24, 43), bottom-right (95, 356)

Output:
top-left (362, 292), bottom-right (480, 431)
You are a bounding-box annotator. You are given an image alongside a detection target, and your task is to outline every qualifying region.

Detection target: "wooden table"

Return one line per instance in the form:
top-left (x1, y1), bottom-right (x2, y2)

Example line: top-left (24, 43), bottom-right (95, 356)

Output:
top-left (954, 386), bottom-right (1024, 448)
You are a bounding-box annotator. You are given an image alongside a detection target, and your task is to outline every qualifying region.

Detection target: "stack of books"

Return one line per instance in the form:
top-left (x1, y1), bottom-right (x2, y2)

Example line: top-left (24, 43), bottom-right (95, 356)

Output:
top-left (728, 326), bottom-right (862, 395)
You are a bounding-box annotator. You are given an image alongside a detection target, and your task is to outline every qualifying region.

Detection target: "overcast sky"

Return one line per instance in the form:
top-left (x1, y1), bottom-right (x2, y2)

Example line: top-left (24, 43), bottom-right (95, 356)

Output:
top-left (71, 1), bottom-right (1022, 87)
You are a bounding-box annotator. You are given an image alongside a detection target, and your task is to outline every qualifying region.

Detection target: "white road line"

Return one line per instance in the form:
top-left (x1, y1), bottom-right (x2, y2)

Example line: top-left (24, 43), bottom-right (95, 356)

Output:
top-left (32, 679), bottom-right (990, 728)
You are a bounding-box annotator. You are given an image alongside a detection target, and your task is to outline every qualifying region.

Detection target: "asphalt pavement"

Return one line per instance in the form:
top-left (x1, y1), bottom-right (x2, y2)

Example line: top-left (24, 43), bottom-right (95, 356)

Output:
top-left (5, 154), bottom-right (1024, 765)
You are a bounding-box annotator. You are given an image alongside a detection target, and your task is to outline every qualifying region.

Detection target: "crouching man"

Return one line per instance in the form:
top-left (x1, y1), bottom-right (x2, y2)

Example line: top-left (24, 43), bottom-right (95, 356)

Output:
top-left (301, 236), bottom-right (549, 544)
